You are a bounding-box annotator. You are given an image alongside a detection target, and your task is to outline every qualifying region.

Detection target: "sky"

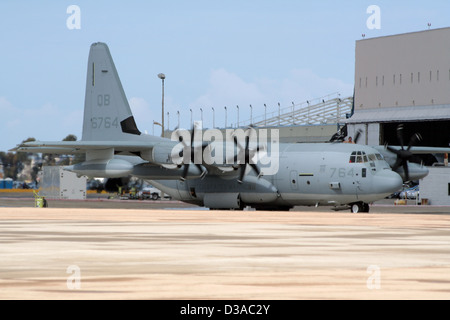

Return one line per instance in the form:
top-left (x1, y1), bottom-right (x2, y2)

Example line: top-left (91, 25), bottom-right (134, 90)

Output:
top-left (1, 0), bottom-right (450, 151)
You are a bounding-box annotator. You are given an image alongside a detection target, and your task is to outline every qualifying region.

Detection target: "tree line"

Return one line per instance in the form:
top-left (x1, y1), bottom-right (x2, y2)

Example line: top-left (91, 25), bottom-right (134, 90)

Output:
top-left (0, 134), bottom-right (85, 182)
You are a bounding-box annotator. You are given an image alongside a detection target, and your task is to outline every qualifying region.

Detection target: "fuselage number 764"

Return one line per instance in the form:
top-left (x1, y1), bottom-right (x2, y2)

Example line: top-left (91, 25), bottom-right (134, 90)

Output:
top-left (330, 167), bottom-right (356, 178)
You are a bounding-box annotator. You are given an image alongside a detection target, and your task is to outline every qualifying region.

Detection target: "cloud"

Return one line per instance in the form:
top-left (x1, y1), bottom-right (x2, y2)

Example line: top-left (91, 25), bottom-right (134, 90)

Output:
top-left (128, 97), bottom-right (161, 134)
top-left (193, 68), bottom-right (265, 108)
top-left (279, 69), bottom-right (354, 100)
top-left (129, 97), bottom-right (151, 123)
top-left (0, 97), bottom-right (83, 151)
top-left (189, 68), bottom-right (353, 127)
top-left (0, 97), bottom-right (15, 114)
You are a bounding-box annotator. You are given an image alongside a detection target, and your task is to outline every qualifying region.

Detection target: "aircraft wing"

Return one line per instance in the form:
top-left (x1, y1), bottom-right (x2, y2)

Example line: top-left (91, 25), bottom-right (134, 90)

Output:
top-left (12, 138), bottom-right (181, 167)
top-left (373, 145), bottom-right (450, 154)
top-left (9, 146), bottom-right (86, 154)
top-left (11, 140), bottom-right (155, 153)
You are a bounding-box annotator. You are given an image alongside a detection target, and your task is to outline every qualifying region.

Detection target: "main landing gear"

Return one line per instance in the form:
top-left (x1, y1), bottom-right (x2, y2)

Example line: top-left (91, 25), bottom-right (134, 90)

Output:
top-left (350, 202), bottom-right (370, 213)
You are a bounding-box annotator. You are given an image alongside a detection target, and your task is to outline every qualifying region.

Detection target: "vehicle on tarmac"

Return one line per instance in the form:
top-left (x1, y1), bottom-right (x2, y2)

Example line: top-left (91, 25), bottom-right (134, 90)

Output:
top-left (138, 186), bottom-right (162, 200)
top-left (399, 185), bottom-right (419, 200)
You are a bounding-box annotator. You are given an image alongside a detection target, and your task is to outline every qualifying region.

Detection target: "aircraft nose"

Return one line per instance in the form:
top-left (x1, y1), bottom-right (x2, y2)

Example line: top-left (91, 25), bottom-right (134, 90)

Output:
top-left (374, 169), bottom-right (403, 194)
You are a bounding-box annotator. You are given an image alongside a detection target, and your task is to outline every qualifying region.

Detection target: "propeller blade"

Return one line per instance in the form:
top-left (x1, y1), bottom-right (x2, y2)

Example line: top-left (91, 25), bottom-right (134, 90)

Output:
top-left (180, 163), bottom-right (190, 181)
top-left (386, 124), bottom-right (423, 182)
top-left (386, 145), bottom-right (401, 155)
top-left (238, 165), bottom-right (246, 184)
top-left (392, 158), bottom-right (403, 171)
top-left (407, 133), bottom-right (422, 151)
top-left (354, 129), bottom-right (362, 144)
top-left (231, 128), bottom-right (264, 183)
top-left (180, 126), bottom-right (196, 181)
top-left (190, 127), bottom-right (195, 146)
top-left (250, 163), bottom-right (261, 177)
top-left (396, 124), bottom-right (405, 149)
top-left (233, 136), bottom-right (244, 150)
top-left (402, 162), bottom-right (410, 182)
top-left (195, 164), bottom-right (207, 179)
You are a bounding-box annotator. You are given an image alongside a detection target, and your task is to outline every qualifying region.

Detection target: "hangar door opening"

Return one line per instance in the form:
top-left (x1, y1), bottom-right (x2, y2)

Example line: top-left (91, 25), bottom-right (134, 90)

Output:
top-left (381, 121), bottom-right (450, 166)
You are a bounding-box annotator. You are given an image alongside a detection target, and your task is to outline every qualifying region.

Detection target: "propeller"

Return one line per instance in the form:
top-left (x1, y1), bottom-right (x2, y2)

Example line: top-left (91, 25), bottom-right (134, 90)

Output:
top-left (174, 126), bottom-right (207, 181)
top-left (385, 124), bottom-right (422, 181)
top-left (353, 129), bottom-right (362, 144)
top-left (231, 128), bottom-right (264, 184)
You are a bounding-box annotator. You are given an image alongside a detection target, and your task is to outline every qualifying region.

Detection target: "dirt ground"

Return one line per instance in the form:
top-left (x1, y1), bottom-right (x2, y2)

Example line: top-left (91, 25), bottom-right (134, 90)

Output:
top-left (1, 205), bottom-right (450, 300)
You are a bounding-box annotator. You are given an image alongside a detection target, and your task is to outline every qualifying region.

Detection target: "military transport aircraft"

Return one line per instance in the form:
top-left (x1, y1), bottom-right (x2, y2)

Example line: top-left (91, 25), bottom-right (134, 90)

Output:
top-left (12, 42), bottom-right (440, 213)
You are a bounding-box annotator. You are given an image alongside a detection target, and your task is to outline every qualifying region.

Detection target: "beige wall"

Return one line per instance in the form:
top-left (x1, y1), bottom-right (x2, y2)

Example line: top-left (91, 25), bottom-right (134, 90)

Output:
top-left (355, 27), bottom-right (450, 109)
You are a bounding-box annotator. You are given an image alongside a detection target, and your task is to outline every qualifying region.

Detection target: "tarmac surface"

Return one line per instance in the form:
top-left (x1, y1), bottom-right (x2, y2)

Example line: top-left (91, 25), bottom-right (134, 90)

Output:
top-left (1, 194), bottom-right (450, 300)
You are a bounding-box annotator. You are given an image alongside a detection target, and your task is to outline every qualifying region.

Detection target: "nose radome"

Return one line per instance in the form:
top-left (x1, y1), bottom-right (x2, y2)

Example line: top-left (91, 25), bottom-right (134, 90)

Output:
top-left (374, 169), bottom-right (403, 194)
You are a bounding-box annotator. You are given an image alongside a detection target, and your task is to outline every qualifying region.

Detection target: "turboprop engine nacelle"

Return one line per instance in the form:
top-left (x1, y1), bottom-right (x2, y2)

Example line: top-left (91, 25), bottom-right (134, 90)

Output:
top-left (65, 158), bottom-right (133, 178)
top-left (140, 143), bottom-right (180, 165)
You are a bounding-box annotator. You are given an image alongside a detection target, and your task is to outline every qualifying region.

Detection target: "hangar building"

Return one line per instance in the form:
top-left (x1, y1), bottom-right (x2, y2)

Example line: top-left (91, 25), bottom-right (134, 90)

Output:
top-left (346, 27), bottom-right (450, 205)
top-left (346, 27), bottom-right (450, 149)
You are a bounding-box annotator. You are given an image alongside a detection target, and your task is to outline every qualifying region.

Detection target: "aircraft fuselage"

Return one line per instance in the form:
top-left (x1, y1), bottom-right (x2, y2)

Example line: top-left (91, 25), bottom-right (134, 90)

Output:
top-left (148, 143), bottom-right (403, 210)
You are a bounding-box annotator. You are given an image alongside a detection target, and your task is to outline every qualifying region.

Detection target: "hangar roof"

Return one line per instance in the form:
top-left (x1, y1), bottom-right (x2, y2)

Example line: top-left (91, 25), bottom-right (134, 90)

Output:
top-left (345, 104), bottom-right (450, 124)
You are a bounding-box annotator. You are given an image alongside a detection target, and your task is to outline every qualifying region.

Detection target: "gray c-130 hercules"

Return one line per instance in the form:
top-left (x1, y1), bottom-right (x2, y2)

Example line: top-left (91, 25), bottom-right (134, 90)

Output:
top-left (12, 42), bottom-right (443, 213)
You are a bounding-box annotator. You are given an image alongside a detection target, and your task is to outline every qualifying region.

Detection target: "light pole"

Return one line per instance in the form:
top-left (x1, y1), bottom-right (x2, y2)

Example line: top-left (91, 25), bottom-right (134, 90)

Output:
top-left (250, 104), bottom-right (253, 125)
top-left (236, 105), bottom-right (239, 128)
top-left (264, 104), bottom-right (267, 127)
top-left (278, 102), bottom-right (281, 126)
top-left (200, 108), bottom-right (203, 125)
top-left (167, 111), bottom-right (170, 131)
top-left (190, 108), bottom-right (193, 128)
top-left (212, 107), bottom-right (215, 128)
top-left (158, 73), bottom-right (166, 137)
top-left (224, 106), bottom-right (227, 128)
top-left (177, 110), bottom-right (180, 129)
top-left (291, 101), bottom-right (295, 125)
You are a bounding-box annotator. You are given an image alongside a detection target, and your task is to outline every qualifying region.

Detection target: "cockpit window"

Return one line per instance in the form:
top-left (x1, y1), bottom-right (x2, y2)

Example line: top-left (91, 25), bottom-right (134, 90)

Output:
top-left (349, 151), bottom-right (383, 163)
top-left (356, 151), bottom-right (364, 163)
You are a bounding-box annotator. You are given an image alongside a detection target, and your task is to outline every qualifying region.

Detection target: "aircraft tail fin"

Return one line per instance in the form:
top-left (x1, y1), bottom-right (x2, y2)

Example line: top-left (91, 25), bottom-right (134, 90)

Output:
top-left (82, 42), bottom-right (141, 141)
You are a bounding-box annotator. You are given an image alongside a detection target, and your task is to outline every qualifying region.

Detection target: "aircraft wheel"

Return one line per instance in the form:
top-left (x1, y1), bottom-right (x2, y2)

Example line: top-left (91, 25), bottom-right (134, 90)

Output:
top-left (351, 203), bottom-right (360, 213)
top-left (350, 202), bottom-right (369, 213)
top-left (363, 203), bottom-right (370, 213)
